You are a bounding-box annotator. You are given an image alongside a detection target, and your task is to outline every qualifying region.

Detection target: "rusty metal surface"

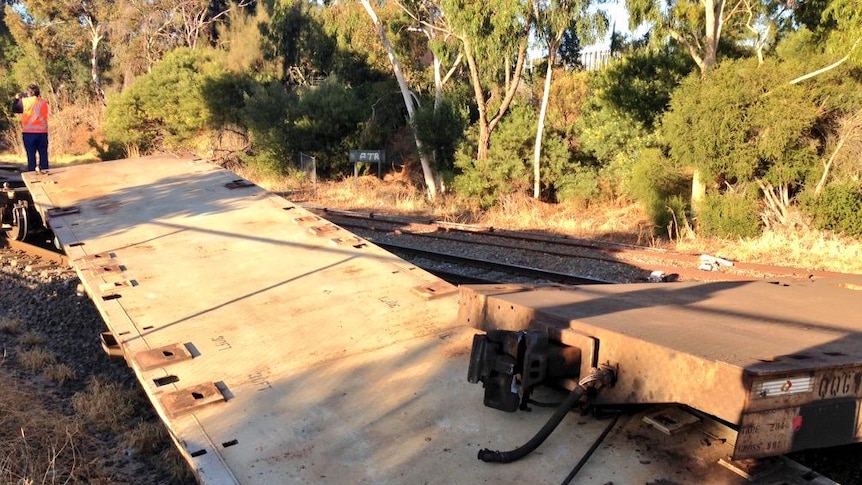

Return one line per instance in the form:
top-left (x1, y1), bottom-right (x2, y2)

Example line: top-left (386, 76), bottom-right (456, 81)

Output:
top-left (160, 382), bottom-right (226, 417)
top-left (134, 343), bottom-right (194, 370)
top-left (0, 237), bottom-right (67, 265)
top-left (458, 280), bottom-right (862, 459)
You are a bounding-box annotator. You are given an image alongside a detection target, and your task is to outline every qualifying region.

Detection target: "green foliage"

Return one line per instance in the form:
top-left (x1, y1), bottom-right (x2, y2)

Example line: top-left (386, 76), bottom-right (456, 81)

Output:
top-left (235, 80), bottom-right (296, 175)
top-left (104, 48), bottom-right (231, 155)
top-left (319, 1), bottom-right (391, 85)
top-left (822, 0), bottom-right (862, 65)
top-left (800, 183), bottom-right (862, 237)
top-left (540, 133), bottom-right (598, 205)
top-left (412, 98), bottom-right (468, 172)
top-left (593, 47), bottom-right (694, 130)
top-left (260, 0), bottom-right (336, 83)
top-left (0, 71), bottom-right (19, 137)
top-left (662, 57), bottom-right (819, 187)
top-left (552, 162), bottom-right (601, 205)
top-left (453, 104), bottom-right (536, 207)
top-left (453, 103), bottom-right (582, 207)
top-left (628, 148), bottom-right (690, 235)
top-left (439, 0), bottom-right (528, 85)
top-left (697, 192), bottom-right (762, 238)
top-left (574, 47), bottom-right (692, 199)
top-left (291, 78), bottom-right (368, 176)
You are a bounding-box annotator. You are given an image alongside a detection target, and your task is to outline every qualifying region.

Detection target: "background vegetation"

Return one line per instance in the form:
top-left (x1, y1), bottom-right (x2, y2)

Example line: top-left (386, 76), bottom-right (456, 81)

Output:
top-left (1, 0), bottom-right (860, 242)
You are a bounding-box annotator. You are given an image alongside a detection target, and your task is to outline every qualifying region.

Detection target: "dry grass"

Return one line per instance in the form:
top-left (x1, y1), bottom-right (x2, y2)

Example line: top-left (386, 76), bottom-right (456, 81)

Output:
top-left (17, 330), bottom-right (48, 347)
top-left (43, 363), bottom-right (77, 385)
top-left (677, 227), bottom-right (862, 274)
top-left (72, 378), bottom-right (137, 430)
top-left (122, 421), bottom-right (169, 456)
top-left (12, 331), bottom-right (77, 384)
top-left (0, 373), bottom-right (85, 484)
top-left (159, 446), bottom-right (197, 482)
top-left (0, 317), bottom-right (22, 335)
top-left (17, 347), bottom-right (56, 373)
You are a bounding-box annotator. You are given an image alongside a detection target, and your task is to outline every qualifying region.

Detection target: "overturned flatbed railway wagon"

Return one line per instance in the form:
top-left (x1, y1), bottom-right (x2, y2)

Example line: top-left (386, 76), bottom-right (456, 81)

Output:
top-left (21, 156), bottom-right (856, 484)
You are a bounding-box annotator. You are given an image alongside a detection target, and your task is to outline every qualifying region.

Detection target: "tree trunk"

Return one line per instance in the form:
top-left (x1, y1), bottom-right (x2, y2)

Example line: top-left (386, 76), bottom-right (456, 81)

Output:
top-left (532, 39), bottom-right (559, 199)
top-left (691, 169), bottom-right (706, 217)
top-left (360, 0), bottom-right (438, 200)
top-left (86, 16), bottom-right (105, 103)
top-left (462, 38), bottom-right (491, 161)
top-left (462, 33), bottom-right (529, 162)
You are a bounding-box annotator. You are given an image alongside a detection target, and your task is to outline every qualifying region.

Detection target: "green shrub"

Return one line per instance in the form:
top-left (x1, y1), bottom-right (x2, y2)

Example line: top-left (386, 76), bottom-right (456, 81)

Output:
top-left (697, 192), bottom-right (762, 238)
top-left (452, 105), bottom-right (536, 208)
top-left (104, 47), bottom-right (233, 156)
top-left (628, 148), bottom-right (690, 235)
top-left (800, 183), bottom-right (862, 236)
top-left (553, 164), bottom-right (601, 206)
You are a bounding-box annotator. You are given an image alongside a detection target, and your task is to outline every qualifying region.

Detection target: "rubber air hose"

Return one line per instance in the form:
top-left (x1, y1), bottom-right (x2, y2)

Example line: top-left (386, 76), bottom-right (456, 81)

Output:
top-left (477, 384), bottom-right (587, 464)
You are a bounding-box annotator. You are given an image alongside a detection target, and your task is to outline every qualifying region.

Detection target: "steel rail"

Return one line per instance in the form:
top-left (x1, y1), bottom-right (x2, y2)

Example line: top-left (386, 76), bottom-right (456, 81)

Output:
top-left (335, 217), bottom-right (623, 265)
top-left (377, 241), bottom-right (612, 285)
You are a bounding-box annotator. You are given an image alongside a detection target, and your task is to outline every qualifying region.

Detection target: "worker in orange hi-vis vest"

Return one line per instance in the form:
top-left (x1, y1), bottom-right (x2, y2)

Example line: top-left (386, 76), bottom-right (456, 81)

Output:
top-left (11, 84), bottom-right (49, 172)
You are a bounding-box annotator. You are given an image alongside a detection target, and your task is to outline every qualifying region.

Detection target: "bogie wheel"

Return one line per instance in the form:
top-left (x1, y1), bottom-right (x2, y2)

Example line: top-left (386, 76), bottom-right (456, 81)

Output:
top-left (6, 205), bottom-right (28, 241)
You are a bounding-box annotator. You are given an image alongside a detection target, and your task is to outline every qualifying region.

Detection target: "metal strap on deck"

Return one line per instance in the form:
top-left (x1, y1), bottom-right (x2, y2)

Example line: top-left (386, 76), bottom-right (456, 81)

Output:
top-left (160, 382), bottom-right (226, 417)
top-left (413, 281), bottom-right (458, 300)
top-left (308, 224), bottom-right (339, 236)
top-left (329, 236), bottom-right (366, 248)
top-left (46, 206), bottom-right (80, 217)
top-left (224, 179), bottom-right (255, 190)
top-left (134, 343), bottom-right (194, 370)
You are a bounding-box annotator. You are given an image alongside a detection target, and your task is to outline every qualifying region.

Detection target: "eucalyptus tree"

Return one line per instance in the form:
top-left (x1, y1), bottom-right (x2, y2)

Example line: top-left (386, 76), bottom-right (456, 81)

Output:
top-left (397, 0), bottom-right (462, 114)
top-left (624, 0), bottom-right (783, 215)
top-left (359, 0), bottom-right (441, 199)
top-left (439, 0), bottom-right (534, 161)
top-left (789, 0), bottom-right (862, 84)
top-left (4, 0), bottom-right (116, 101)
top-left (173, 0), bottom-right (254, 49)
top-left (625, 0), bottom-right (756, 74)
top-left (530, 0), bottom-right (605, 198)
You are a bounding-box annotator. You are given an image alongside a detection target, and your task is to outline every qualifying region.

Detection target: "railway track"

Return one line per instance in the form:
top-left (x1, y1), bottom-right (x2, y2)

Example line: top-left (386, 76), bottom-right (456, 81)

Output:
top-left (377, 241), bottom-right (613, 285)
top-left (308, 206), bottom-right (849, 284)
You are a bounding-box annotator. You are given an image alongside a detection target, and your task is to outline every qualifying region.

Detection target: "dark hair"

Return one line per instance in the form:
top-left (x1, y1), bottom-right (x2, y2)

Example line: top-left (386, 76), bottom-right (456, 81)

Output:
top-left (27, 84), bottom-right (39, 97)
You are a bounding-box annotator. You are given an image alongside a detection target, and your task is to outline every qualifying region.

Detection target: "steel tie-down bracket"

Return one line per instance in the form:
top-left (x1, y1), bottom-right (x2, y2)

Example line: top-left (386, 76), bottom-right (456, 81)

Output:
top-left (134, 343), bottom-right (194, 371)
top-left (412, 281), bottom-right (458, 300)
top-left (160, 382), bottom-right (226, 417)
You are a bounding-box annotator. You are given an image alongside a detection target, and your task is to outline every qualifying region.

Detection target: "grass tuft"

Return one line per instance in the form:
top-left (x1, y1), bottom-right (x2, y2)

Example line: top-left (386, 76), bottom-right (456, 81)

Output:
top-left (122, 421), bottom-right (169, 456)
top-left (16, 331), bottom-right (48, 347)
top-left (72, 378), bottom-right (137, 429)
top-left (0, 373), bottom-right (86, 484)
top-left (17, 347), bottom-right (56, 372)
top-left (0, 317), bottom-right (21, 335)
top-left (43, 363), bottom-right (77, 384)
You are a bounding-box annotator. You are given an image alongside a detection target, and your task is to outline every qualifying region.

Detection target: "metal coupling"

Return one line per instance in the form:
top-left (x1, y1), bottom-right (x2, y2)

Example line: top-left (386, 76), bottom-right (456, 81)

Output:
top-left (578, 364), bottom-right (617, 391)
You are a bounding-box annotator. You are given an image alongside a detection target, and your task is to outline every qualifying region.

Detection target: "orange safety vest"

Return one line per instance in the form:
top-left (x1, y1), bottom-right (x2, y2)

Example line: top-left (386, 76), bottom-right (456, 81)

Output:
top-left (21, 96), bottom-right (49, 133)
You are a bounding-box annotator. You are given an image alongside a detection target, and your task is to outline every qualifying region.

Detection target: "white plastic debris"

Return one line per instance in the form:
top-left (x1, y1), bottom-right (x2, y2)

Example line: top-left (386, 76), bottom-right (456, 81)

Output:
top-left (698, 254), bottom-right (735, 272)
top-left (648, 270), bottom-right (666, 282)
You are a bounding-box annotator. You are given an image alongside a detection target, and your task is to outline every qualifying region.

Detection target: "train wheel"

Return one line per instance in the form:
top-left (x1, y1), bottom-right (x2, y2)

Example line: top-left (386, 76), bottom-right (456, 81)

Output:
top-left (7, 205), bottom-right (28, 241)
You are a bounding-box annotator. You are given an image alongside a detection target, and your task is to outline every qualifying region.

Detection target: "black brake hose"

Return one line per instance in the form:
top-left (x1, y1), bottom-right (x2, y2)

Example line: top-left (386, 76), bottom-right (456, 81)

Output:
top-left (559, 413), bottom-right (621, 485)
top-left (478, 385), bottom-right (587, 464)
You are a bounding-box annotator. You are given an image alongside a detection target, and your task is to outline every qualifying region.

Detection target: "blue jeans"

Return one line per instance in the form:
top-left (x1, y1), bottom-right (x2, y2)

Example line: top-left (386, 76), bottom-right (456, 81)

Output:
top-left (23, 132), bottom-right (49, 171)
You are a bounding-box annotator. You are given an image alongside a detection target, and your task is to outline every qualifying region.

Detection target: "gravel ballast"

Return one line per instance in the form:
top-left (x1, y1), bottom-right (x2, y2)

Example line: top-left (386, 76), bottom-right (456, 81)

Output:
top-left (0, 245), bottom-right (194, 484)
